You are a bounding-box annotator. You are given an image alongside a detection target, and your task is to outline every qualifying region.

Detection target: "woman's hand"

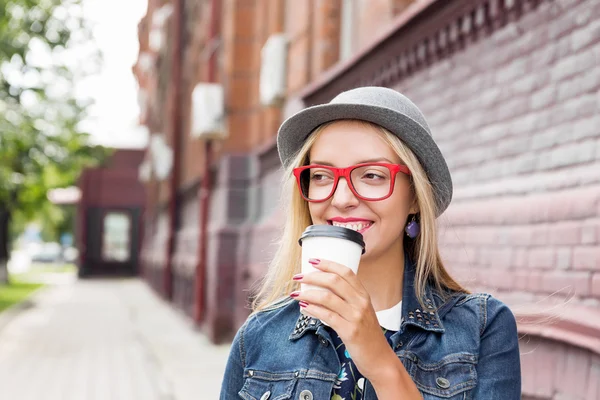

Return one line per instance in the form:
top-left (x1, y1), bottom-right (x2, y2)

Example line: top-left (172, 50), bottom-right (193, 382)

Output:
top-left (290, 258), bottom-right (422, 399)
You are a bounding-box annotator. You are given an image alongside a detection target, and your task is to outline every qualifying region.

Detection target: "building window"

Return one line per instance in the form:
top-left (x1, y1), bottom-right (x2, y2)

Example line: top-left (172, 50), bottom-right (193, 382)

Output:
top-left (102, 212), bottom-right (131, 262)
top-left (339, 0), bottom-right (355, 61)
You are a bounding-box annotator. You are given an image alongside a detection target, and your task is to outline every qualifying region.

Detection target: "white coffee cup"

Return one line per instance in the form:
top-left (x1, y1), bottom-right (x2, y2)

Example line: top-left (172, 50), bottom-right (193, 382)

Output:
top-left (298, 225), bottom-right (366, 293)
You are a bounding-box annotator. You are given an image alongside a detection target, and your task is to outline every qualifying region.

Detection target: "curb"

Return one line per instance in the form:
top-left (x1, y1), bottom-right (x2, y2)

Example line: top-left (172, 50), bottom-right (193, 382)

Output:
top-left (0, 286), bottom-right (48, 332)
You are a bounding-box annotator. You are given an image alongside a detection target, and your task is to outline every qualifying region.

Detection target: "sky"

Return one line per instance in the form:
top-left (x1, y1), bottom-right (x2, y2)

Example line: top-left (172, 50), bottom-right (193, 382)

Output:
top-left (77, 0), bottom-right (149, 148)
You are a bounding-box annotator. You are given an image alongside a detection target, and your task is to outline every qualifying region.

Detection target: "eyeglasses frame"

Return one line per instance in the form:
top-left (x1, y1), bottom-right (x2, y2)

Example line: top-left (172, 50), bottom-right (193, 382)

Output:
top-left (293, 162), bottom-right (411, 203)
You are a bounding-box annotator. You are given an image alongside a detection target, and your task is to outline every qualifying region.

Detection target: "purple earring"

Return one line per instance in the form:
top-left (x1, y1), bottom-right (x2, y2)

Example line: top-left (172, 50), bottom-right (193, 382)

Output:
top-left (405, 215), bottom-right (420, 238)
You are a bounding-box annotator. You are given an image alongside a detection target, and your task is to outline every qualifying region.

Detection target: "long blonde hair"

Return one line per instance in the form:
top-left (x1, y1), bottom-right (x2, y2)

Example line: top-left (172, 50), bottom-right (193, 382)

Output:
top-left (251, 120), bottom-right (468, 313)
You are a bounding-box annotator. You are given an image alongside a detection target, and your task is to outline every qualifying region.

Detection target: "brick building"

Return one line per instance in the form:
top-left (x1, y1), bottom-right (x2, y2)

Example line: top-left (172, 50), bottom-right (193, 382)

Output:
top-left (76, 149), bottom-right (146, 277)
top-left (133, 0), bottom-right (600, 398)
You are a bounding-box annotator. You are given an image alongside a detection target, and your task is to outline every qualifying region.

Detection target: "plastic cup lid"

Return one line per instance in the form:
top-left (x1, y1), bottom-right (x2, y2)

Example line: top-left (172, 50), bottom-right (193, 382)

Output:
top-left (299, 225), bottom-right (365, 254)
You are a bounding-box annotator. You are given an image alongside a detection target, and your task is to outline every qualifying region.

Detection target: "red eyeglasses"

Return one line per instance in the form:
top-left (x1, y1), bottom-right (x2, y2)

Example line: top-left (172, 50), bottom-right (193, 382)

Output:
top-left (293, 163), bottom-right (411, 202)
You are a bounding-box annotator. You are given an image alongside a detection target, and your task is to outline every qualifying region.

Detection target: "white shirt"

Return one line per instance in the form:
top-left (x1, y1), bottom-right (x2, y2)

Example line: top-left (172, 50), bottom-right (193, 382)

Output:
top-left (376, 300), bottom-right (403, 331)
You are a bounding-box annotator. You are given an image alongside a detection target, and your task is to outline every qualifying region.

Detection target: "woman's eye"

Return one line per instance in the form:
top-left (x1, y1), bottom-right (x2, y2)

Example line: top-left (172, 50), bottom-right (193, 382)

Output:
top-left (363, 172), bottom-right (385, 180)
top-left (310, 172), bottom-right (330, 181)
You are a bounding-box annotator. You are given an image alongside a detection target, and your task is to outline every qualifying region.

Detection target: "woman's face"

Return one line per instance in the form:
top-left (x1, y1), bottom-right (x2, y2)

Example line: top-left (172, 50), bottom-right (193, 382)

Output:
top-left (306, 120), bottom-right (417, 262)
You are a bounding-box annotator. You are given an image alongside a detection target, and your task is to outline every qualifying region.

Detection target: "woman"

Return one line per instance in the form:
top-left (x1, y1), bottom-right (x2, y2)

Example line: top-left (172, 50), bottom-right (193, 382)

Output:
top-left (220, 87), bottom-right (521, 399)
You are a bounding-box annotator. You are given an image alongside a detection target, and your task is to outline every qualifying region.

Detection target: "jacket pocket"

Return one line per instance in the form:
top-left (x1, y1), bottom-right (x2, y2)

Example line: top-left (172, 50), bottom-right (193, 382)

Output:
top-left (405, 352), bottom-right (478, 399)
top-left (238, 370), bottom-right (296, 400)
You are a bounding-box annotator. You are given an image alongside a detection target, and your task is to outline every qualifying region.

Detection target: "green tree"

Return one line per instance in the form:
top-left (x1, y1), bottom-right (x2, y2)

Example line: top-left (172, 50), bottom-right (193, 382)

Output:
top-left (0, 0), bottom-right (109, 283)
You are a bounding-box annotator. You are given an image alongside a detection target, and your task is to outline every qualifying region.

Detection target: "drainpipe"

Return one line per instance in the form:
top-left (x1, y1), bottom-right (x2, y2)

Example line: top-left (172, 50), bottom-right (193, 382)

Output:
top-left (165, 0), bottom-right (184, 300)
top-left (195, 0), bottom-right (221, 324)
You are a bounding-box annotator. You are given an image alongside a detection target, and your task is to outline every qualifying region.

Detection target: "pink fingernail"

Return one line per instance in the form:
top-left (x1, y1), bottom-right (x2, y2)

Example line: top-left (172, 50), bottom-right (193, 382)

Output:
top-left (289, 291), bottom-right (300, 298)
top-left (308, 258), bottom-right (320, 265)
top-left (292, 274), bottom-right (303, 281)
top-left (299, 301), bottom-right (309, 308)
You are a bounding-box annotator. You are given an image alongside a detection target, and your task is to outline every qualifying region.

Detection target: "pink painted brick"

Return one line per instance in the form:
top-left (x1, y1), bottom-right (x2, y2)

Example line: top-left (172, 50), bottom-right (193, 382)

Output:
top-left (445, 187), bottom-right (600, 227)
top-left (448, 266), bottom-right (477, 286)
top-left (530, 225), bottom-right (550, 245)
top-left (530, 85), bottom-right (556, 110)
top-left (557, 347), bottom-right (592, 399)
top-left (547, 192), bottom-right (579, 222)
top-left (545, 188), bottom-right (600, 222)
top-left (587, 362), bottom-right (600, 400)
top-left (513, 270), bottom-right (530, 291)
top-left (592, 273), bottom-right (600, 298)
top-left (458, 247), bottom-right (478, 265)
top-left (481, 268), bottom-right (515, 291)
top-left (520, 348), bottom-right (536, 395)
top-left (570, 187), bottom-right (600, 220)
top-left (476, 247), bottom-right (493, 267)
top-left (526, 270), bottom-right (544, 293)
top-left (494, 227), bottom-right (512, 245)
top-left (573, 246), bottom-right (600, 271)
top-left (489, 248), bottom-right (512, 269)
top-left (548, 221), bottom-right (582, 245)
top-left (572, 17), bottom-right (600, 51)
top-left (581, 219), bottom-right (599, 244)
top-left (508, 226), bottom-right (533, 245)
top-left (540, 271), bottom-right (591, 297)
top-left (556, 247), bottom-right (572, 270)
top-left (438, 245), bottom-right (455, 263)
top-left (466, 227), bottom-right (497, 245)
top-left (440, 227), bottom-right (464, 245)
top-left (512, 248), bottom-right (529, 268)
top-left (533, 340), bottom-right (559, 398)
top-left (527, 247), bottom-right (556, 269)
top-left (528, 199), bottom-right (552, 224)
top-left (501, 199), bottom-right (530, 224)
top-left (552, 334), bottom-right (569, 394)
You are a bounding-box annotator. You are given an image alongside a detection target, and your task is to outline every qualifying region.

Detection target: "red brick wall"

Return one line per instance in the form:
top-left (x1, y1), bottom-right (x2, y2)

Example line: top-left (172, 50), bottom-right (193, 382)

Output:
top-left (179, 0), bottom-right (210, 188)
top-left (354, 0), bottom-right (395, 51)
top-left (285, 0), bottom-right (313, 93)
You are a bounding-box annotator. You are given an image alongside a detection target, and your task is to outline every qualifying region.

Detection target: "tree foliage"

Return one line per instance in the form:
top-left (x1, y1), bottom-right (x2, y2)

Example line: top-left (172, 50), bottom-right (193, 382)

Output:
top-left (0, 0), bottom-right (109, 252)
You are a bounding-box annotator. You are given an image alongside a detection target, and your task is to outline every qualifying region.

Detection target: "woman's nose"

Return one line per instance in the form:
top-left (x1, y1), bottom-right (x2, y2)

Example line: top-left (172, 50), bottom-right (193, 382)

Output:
top-left (331, 178), bottom-right (359, 208)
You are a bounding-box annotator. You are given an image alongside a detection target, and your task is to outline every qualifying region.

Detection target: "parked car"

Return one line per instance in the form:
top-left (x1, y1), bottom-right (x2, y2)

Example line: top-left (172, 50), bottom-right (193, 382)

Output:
top-left (30, 242), bottom-right (63, 263)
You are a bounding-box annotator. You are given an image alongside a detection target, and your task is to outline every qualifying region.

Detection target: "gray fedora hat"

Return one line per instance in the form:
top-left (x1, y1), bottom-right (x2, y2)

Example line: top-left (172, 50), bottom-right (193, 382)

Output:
top-left (277, 86), bottom-right (453, 216)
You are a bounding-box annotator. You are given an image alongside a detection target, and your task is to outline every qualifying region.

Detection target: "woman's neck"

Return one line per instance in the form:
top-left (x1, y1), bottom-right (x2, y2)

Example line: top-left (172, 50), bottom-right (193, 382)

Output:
top-left (357, 244), bottom-right (405, 312)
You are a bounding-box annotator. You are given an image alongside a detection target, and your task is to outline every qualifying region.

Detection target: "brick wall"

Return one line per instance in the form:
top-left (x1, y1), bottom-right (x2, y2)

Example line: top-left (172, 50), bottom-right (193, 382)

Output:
top-left (135, 2), bottom-right (600, 394)
top-left (391, 0), bottom-right (600, 308)
top-left (273, 0), bottom-right (599, 397)
top-left (285, 0), bottom-right (418, 97)
top-left (354, 0), bottom-right (396, 51)
top-left (373, 1), bottom-right (600, 397)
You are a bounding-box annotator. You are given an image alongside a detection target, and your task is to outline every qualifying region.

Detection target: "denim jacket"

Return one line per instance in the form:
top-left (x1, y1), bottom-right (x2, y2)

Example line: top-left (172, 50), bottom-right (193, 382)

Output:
top-left (220, 259), bottom-right (521, 399)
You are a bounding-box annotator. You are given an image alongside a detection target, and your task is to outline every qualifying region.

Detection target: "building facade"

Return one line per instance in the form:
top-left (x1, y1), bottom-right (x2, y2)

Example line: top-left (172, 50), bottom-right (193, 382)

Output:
top-left (134, 0), bottom-right (600, 398)
top-left (77, 149), bottom-right (146, 277)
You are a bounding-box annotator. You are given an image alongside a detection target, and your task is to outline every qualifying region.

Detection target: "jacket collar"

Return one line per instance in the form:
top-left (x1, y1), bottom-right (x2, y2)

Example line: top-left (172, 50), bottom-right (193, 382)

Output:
top-left (400, 257), bottom-right (445, 334)
top-left (289, 253), bottom-right (454, 341)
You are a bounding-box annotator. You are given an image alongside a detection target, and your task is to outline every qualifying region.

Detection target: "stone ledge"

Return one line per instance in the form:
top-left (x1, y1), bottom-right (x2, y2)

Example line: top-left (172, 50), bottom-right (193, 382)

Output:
top-left (517, 303), bottom-right (600, 355)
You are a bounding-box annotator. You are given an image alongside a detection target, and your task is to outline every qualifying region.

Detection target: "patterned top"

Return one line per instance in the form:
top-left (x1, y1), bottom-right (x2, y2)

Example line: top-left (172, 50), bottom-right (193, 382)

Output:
top-left (329, 327), bottom-right (396, 400)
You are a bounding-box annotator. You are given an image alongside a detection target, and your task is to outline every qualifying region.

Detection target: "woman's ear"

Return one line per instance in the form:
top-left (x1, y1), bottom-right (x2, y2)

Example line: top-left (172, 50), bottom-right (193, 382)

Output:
top-left (409, 197), bottom-right (420, 215)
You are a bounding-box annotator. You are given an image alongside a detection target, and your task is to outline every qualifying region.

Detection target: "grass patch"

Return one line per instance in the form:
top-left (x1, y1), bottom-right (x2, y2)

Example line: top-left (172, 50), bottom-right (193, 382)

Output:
top-left (29, 263), bottom-right (77, 274)
top-left (0, 277), bottom-right (44, 313)
top-left (10, 263), bottom-right (77, 283)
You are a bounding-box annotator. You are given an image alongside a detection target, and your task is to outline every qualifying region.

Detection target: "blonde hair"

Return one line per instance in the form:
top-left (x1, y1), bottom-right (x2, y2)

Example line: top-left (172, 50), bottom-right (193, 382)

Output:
top-left (251, 120), bottom-right (468, 313)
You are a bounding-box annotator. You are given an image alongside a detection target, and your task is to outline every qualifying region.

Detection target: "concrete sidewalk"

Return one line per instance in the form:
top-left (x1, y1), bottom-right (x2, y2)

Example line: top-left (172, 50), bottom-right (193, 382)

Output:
top-left (0, 278), bottom-right (231, 400)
